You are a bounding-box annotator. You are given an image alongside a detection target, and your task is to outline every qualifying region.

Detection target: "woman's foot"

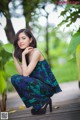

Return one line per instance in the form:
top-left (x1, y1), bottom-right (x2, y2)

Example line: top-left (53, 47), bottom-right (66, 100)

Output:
top-left (31, 98), bottom-right (52, 115)
top-left (31, 108), bottom-right (46, 115)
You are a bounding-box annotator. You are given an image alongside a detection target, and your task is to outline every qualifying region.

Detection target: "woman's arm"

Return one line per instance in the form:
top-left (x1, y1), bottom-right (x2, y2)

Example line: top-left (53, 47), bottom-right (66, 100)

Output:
top-left (22, 49), bottom-right (41, 76)
top-left (13, 54), bottom-right (22, 75)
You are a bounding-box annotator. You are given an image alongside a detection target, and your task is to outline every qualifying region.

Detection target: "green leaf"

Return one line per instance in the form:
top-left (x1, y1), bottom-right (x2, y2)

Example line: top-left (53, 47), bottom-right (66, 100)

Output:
top-left (68, 31), bottom-right (80, 55)
top-left (5, 59), bottom-right (18, 76)
top-left (76, 45), bottom-right (80, 60)
top-left (2, 43), bottom-right (14, 53)
top-left (66, 4), bottom-right (72, 10)
top-left (0, 71), bottom-right (7, 94)
top-left (76, 44), bottom-right (80, 79)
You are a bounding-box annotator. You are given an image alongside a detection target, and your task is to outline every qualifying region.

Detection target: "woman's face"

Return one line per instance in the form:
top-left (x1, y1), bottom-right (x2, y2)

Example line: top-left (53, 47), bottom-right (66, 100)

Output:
top-left (17, 32), bottom-right (32, 49)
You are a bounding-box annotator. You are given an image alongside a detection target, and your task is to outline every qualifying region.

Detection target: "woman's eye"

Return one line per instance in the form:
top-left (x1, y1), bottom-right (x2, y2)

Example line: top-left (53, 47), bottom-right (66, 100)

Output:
top-left (22, 37), bottom-right (26, 40)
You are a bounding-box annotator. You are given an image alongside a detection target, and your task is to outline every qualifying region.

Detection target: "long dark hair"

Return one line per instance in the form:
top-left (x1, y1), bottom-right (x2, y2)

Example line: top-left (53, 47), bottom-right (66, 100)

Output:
top-left (13, 28), bottom-right (37, 64)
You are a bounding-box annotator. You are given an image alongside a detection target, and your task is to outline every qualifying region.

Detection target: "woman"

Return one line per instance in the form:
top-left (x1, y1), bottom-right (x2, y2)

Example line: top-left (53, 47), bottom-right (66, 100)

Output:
top-left (11, 28), bottom-right (62, 115)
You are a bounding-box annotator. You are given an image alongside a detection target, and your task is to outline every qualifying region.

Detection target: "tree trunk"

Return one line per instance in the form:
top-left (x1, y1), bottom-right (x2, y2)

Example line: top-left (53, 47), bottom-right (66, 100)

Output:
top-left (1, 90), bottom-right (7, 112)
top-left (5, 18), bottom-right (15, 43)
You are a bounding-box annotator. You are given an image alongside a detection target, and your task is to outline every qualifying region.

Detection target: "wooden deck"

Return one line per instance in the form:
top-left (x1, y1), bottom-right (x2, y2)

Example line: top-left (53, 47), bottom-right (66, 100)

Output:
top-left (0, 81), bottom-right (80, 120)
top-left (8, 100), bottom-right (80, 120)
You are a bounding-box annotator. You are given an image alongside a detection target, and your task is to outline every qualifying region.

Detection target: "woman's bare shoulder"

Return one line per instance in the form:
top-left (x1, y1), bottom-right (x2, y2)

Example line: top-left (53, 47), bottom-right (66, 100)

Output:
top-left (33, 48), bottom-right (44, 61)
top-left (33, 48), bottom-right (41, 54)
top-left (29, 48), bottom-right (41, 61)
top-left (29, 48), bottom-right (44, 61)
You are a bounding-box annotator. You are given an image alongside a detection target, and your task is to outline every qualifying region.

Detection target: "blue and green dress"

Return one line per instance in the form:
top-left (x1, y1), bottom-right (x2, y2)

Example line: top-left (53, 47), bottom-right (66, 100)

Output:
top-left (11, 59), bottom-right (62, 110)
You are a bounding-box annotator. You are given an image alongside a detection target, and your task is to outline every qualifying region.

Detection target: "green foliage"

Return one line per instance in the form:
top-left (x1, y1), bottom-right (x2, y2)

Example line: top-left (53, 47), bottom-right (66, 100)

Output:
top-left (68, 30), bottom-right (80, 56)
top-left (0, 44), bottom-right (12, 68)
top-left (21, 0), bottom-right (42, 27)
top-left (0, 71), bottom-right (7, 94)
top-left (0, 0), bottom-right (11, 16)
top-left (5, 59), bottom-right (18, 76)
top-left (2, 43), bottom-right (17, 76)
top-left (57, 3), bottom-right (80, 83)
top-left (53, 59), bottom-right (78, 83)
top-left (58, 4), bottom-right (80, 27)
top-left (0, 43), bottom-right (14, 93)
top-left (76, 44), bottom-right (80, 80)
top-left (2, 43), bottom-right (13, 53)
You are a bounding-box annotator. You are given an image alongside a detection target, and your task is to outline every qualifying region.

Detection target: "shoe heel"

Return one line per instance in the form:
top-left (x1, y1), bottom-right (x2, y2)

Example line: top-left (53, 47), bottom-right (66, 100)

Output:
top-left (49, 99), bottom-right (52, 112)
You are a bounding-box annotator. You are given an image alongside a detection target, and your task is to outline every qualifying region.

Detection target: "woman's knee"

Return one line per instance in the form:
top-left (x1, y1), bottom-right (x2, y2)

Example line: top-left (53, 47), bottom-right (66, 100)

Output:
top-left (11, 75), bottom-right (15, 85)
top-left (11, 74), bottom-right (20, 85)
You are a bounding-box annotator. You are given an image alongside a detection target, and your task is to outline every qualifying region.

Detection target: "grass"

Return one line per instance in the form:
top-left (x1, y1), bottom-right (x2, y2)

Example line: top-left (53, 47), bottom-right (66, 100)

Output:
top-left (52, 61), bottom-right (78, 83)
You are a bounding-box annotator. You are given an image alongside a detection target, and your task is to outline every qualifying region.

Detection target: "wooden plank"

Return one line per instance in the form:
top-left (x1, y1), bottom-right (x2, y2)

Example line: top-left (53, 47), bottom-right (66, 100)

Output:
top-left (8, 102), bottom-right (80, 120)
top-left (8, 110), bottom-right (80, 120)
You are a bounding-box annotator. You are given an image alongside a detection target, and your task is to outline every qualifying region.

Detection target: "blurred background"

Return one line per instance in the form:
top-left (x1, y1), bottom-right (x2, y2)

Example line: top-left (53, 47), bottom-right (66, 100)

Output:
top-left (0, 0), bottom-right (80, 111)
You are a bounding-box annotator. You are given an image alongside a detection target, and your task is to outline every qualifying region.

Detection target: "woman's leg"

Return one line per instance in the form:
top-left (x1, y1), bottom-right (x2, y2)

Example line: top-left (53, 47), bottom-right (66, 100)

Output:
top-left (11, 74), bottom-right (30, 107)
top-left (11, 74), bottom-right (53, 110)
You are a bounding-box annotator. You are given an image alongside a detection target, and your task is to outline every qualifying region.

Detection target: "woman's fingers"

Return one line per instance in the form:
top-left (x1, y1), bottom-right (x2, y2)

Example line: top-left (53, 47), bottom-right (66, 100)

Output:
top-left (28, 47), bottom-right (33, 49)
top-left (28, 47), bottom-right (33, 52)
top-left (22, 47), bottom-right (33, 55)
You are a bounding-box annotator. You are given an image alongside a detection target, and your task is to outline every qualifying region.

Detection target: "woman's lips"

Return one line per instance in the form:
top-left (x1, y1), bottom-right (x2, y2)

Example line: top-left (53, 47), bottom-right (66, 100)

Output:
top-left (20, 44), bottom-right (25, 47)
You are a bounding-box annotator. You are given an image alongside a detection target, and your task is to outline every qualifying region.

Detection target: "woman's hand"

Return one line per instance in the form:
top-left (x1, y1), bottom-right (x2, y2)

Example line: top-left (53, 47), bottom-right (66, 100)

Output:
top-left (22, 47), bottom-right (33, 56)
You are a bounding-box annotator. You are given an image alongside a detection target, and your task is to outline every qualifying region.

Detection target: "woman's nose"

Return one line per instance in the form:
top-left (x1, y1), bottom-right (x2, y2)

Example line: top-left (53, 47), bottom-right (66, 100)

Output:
top-left (18, 39), bottom-right (23, 43)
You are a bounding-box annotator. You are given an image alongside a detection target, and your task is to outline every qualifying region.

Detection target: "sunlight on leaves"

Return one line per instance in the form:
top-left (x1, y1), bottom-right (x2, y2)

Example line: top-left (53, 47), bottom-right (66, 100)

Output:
top-left (2, 43), bottom-right (13, 53)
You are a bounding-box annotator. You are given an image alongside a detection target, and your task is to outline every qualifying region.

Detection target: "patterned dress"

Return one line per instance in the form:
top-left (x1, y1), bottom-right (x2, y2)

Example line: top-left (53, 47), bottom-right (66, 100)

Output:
top-left (11, 59), bottom-right (62, 110)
